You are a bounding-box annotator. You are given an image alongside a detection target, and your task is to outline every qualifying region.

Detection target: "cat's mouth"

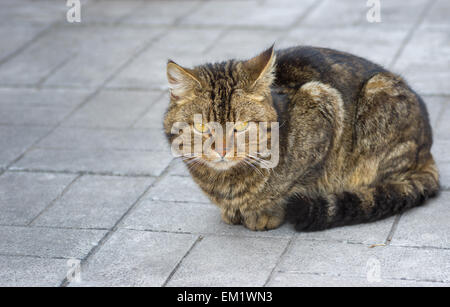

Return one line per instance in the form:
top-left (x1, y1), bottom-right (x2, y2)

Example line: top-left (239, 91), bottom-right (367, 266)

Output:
top-left (205, 158), bottom-right (241, 171)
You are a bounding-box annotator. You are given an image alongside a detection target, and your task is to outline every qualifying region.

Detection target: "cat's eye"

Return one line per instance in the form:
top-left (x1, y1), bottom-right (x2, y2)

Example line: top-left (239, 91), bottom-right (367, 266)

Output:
top-left (193, 122), bottom-right (210, 133)
top-left (234, 121), bottom-right (249, 132)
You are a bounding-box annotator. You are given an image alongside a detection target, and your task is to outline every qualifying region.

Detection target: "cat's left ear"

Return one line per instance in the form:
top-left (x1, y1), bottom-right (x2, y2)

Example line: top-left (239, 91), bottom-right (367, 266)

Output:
top-left (167, 60), bottom-right (201, 103)
top-left (243, 44), bottom-right (276, 88)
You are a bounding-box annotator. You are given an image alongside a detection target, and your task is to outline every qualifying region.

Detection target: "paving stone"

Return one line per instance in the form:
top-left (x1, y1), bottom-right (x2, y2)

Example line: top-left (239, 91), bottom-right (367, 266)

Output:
top-left (372, 0), bottom-right (428, 28)
top-left (393, 27), bottom-right (450, 95)
top-left (62, 90), bottom-right (161, 129)
top-left (422, 95), bottom-right (448, 130)
top-left (421, 0), bottom-right (450, 30)
top-left (0, 256), bottom-right (68, 287)
top-left (0, 23), bottom-right (47, 62)
top-left (267, 271), bottom-right (449, 287)
top-left (301, 0), bottom-right (367, 28)
top-left (302, 0), bottom-right (428, 28)
top-left (277, 239), bottom-right (450, 283)
top-left (108, 28), bottom-right (224, 90)
top-left (37, 127), bottom-right (169, 153)
top-left (181, 0), bottom-right (316, 28)
top-left (0, 107), bottom-right (70, 127)
top-left (431, 139), bottom-right (450, 163)
top-left (1, 0), bottom-right (450, 288)
top-left (166, 158), bottom-right (190, 177)
top-left (43, 26), bottom-right (162, 88)
top-left (106, 50), bottom-right (166, 91)
top-left (167, 235), bottom-right (290, 286)
top-left (281, 26), bottom-right (408, 68)
top-left (154, 28), bottom-right (223, 55)
top-left (133, 93), bottom-right (168, 129)
top-left (0, 26), bottom-right (85, 86)
top-left (0, 88), bottom-right (92, 108)
top-left (12, 148), bottom-right (173, 177)
top-left (0, 226), bottom-right (106, 259)
top-left (121, 0), bottom-right (202, 26)
top-left (204, 29), bottom-right (283, 63)
top-left (438, 161), bottom-right (450, 189)
top-left (146, 175), bottom-right (211, 203)
top-left (0, 125), bottom-right (51, 169)
top-left (0, 88), bottom-right (92, 126)
top-left (0, 171), bottom-right (76, 226)
top-left (179, 0), bottom-right (258, 27)
top-left (0, 0), bottom-right (69, 25)
top-left (34, 175), bottom-right (154, 229)
top-left (435, 99), bottom-right (450, 140)
top-left (390, 192), bottom-right (450, 249)
top-left (246, 0), bottom-right (317, 28)
top-left (296, 216), bottom-right (395, 245)
top-left (124, 191), bottom-right (393, 242)
top-left (70, 229), bottom-right (198, 286)
top-left (0, 25), bottom-right (161, 87)
top-left (82, 0), bottom-right (143, 24)
top-left (121, 199), bottom-right (294, 237)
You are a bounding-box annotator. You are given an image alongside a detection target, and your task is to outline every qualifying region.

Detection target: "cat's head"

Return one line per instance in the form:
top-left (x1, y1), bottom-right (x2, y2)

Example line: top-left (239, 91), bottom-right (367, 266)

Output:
top-left (164, 46), bottom-right (278, 171)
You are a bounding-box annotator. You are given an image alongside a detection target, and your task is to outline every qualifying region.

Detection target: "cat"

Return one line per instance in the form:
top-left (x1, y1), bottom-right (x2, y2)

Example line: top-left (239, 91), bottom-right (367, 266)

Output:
top-left (163, 45), bottom-right (439, 231)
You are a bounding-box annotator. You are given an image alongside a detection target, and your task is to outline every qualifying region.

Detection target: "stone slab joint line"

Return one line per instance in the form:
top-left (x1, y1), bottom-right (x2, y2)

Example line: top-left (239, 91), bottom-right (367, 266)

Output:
top-left (388, 0), bottom-right (437, 69)
top-left (381, 0), bottom-right (438, 245)
top-left (58, 159), bottom-right (175, 287)
top-left (3, 24), bottom-right (171, 174)
top-left (161, 235), bottom-right (204, 287)
top-left (0, 21), bottom-right (59, 68)
top-left (129, 91), bottom-right (167, 128)
top-left (263, 234), bottom-right (296, 286)
top-left (27, 174), bottom-right (83, 226)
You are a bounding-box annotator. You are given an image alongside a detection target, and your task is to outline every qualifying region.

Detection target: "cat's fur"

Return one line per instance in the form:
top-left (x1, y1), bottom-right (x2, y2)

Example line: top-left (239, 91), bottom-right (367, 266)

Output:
top-left (163, 45), bottom-right (439, 231)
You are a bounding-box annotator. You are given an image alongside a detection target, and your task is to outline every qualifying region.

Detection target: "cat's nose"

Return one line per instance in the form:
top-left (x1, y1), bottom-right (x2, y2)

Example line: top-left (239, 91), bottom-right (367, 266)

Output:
top-left (217, 149), bottom-right (226, 159)
top-left (216, 137), bottom-right (228, 159)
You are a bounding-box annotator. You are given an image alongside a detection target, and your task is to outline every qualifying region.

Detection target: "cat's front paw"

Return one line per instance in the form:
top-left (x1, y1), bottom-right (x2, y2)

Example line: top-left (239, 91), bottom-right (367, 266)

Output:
top-left (243, 211), bottom-right (284, 231)
top-left (221, 208), bottom-right (242, 225)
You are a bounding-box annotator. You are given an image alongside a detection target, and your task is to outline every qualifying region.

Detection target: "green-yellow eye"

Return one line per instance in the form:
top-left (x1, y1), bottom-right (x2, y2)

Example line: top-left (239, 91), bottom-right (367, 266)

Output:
top-left (193, 122), bottom-right (209, 133)
top-left (234, 121), bottom-right (249, 132)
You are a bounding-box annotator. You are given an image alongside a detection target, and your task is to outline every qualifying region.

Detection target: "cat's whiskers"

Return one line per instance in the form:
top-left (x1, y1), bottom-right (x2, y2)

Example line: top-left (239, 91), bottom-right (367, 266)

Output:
top-left (246, 154), bottom-right (274, 174)
top-left (242, 157), bottom-right (265, 177)
top-left (245, 155), bottom-right (284, 193)
top-left (180, 154), bottom-right (206, 173)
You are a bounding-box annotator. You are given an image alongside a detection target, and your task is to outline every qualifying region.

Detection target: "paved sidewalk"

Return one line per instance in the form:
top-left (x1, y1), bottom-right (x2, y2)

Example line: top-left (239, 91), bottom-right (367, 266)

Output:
top-left (0, 0), bottom-right (449, 287)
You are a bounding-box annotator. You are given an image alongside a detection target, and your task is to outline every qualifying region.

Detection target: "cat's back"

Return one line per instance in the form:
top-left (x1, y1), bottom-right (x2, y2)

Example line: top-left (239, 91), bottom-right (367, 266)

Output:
top-left (274, 46), bottom-right (387, 104)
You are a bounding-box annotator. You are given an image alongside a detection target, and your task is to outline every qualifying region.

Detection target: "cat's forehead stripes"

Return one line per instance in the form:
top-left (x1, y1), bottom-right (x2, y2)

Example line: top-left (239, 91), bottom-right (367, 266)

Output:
top-left (199, 61), bottom-right (239, 123)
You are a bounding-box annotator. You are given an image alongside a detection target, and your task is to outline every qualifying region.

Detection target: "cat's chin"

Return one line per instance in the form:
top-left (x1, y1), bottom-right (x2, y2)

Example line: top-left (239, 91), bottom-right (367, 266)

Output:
top-left (205, 160), bottom-right (241, 171)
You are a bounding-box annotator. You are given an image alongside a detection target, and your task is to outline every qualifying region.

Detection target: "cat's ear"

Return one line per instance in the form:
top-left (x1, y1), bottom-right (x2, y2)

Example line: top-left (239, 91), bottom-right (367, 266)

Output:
top-left (167, 60), bottom-right (201, 103)
top-left (243, 44), bottom-right (276, 88)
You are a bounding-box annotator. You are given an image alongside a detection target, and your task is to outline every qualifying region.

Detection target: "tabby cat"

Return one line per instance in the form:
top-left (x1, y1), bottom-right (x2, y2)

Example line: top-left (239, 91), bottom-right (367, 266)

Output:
top-left (163, 45), bottom-right (439, 231)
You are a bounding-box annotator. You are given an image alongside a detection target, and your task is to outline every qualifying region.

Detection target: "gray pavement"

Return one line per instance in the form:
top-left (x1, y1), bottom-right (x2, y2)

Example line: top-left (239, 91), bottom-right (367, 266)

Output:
top-left (0, 0), bottom-right (449, 287)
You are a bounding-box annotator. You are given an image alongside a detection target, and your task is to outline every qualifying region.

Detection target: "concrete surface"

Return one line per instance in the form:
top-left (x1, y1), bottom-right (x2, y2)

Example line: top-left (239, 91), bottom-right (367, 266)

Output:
top-left (0, 0), bottom-right (449, 287)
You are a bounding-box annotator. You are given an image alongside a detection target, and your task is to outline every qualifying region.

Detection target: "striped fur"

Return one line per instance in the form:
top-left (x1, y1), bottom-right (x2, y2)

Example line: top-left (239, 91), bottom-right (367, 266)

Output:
top-left (164, 45), bottom-right (440, 231)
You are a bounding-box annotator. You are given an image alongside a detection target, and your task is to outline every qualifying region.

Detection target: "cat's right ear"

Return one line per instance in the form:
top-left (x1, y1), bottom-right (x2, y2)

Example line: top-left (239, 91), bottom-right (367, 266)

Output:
top-left (167, 60), bottom-right (201, 104)
top-left (243, 44), bottom-right (276, 89)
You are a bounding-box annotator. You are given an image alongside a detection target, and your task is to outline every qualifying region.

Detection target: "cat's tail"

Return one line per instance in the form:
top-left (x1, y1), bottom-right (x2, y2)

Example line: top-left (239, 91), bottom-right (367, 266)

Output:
top-left (286, 158), bottom-right (440, 231)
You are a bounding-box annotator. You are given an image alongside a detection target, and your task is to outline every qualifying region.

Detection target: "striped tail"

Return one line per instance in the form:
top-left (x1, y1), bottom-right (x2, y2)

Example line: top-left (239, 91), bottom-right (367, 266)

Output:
top-left (286, 160), bottom-right (440, 231)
